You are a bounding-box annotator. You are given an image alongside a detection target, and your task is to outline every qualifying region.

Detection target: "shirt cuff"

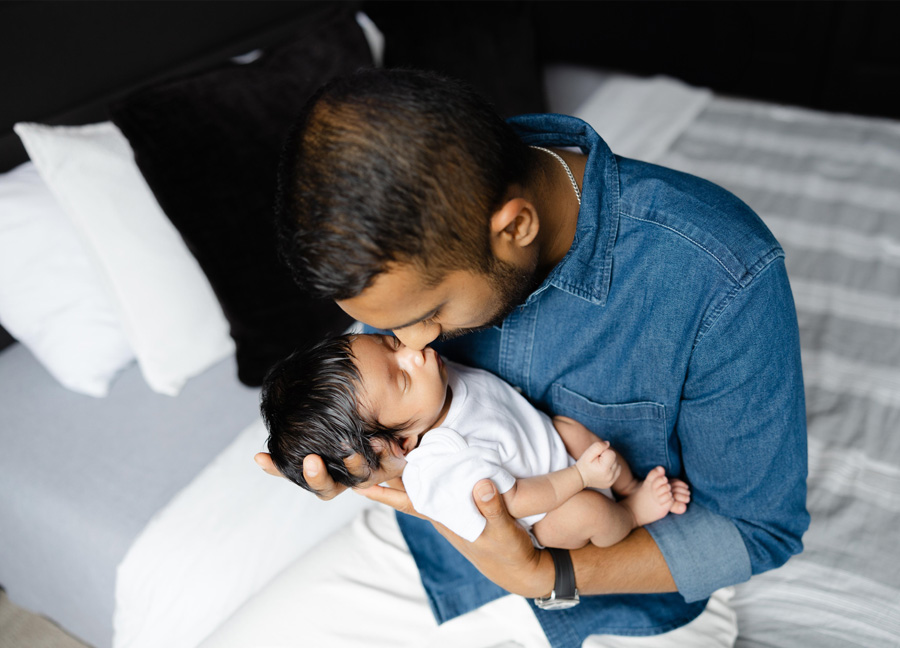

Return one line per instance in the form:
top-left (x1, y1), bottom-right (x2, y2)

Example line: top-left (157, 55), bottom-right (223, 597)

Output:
top-left (645, 501), bottom-right (752, 603)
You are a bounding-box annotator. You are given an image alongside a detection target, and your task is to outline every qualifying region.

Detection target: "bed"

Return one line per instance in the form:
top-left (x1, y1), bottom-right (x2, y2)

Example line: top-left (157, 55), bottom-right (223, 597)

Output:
top-left (1, 3), bottom-right (898, 647)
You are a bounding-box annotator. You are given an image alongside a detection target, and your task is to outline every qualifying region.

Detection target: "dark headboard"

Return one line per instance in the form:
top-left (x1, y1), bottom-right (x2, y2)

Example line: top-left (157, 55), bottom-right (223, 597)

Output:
top-left (0, 1), bottom-right (359, 173)
top-left (0, 1), bottom-right (360, 351)
top-left (5, 0), bottom-right (899, 172)
top-left (2, 0), bottom-right (897, 353)
top-left (365, 1), bottom-right (900, 122)
top-left (528, 1), bottom-right (900, 121)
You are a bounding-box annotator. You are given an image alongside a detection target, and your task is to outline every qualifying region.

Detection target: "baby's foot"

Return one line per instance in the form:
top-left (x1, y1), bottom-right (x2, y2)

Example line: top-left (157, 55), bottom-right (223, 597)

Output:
top-left (621, 467), bottom-right (683, 527)
top-left (669, 478), bottom-right (691, 515)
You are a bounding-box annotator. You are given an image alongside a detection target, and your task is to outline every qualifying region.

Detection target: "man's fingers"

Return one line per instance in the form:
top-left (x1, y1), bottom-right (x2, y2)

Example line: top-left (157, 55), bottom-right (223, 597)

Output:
top-left (473, 479), bottom-right (506, 520)
top-left (254, 452), bottom-right (285, 478)
top-left (302, 454), bottom-right (345, 500)
top-left (355, 483), bottom-right (418, 516)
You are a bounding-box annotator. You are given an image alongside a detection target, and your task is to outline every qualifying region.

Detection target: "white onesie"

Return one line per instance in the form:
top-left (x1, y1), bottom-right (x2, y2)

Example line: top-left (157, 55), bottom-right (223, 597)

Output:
top-left (402, 361), bottom-right (573, 542)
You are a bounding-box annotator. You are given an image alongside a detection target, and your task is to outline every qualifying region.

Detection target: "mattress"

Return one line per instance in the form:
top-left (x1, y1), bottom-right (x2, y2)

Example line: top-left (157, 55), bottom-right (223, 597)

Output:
top-left (0, 344), bottom-right (259, 646)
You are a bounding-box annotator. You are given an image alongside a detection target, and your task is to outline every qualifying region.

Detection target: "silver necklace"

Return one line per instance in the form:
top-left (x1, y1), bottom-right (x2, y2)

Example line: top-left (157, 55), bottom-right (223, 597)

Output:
top-left (530, 146), bottom-right (581, 206)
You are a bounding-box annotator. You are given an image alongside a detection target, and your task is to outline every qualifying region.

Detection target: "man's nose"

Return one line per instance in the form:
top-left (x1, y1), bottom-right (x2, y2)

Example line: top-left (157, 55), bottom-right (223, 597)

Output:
top-left (393, 321), bottom-right (440, 351)
top-left (394, 343), bottom-right (427, 371)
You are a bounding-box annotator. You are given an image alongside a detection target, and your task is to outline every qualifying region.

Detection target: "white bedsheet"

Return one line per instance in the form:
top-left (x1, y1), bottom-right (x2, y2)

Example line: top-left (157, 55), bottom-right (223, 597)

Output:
top-left (113, 417), bottom-right (372, 648)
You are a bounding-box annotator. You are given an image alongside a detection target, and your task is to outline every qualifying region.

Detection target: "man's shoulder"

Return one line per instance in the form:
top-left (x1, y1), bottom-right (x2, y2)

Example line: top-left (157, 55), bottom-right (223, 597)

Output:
top-left (615, 156), bottom-right (782, 286)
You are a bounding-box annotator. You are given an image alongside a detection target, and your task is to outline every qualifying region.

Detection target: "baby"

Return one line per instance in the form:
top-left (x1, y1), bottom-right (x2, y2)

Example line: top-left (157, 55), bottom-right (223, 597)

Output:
top-left (262, 334), bottom-right (690, 548)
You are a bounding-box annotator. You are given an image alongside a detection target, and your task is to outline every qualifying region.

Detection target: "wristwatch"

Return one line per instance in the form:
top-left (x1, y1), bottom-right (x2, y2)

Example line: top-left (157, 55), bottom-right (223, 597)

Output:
top-left (533, 547), bottom-right (580, 610)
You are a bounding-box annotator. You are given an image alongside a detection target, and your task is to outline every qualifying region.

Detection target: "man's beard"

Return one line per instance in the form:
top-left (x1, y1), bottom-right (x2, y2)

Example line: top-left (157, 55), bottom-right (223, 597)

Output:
top-left (438, 256), bottom-right (540, 342)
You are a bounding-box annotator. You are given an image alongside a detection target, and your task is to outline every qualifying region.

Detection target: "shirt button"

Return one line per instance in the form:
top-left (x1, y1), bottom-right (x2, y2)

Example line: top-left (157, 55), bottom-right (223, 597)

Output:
top-left (513, 385), bottom-right (523, 394)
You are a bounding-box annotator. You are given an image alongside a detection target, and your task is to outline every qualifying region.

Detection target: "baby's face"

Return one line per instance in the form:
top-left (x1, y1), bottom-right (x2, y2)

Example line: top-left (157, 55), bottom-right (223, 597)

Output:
top-left (351, 334), bottom-right (450, 453)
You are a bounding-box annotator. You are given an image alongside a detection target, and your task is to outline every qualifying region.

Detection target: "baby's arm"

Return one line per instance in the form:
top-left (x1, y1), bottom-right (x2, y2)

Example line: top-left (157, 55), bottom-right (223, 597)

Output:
top-left (502, 442), bottom-right (617, 520)
top-left (502, 466), bottom-right (584, 521)
top-left (552, 415), bottom-right (640, 497)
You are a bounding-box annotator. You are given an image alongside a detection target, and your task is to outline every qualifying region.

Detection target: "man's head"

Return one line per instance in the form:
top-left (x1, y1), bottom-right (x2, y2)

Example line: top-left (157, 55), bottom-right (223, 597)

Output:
top-left (276, 68), bottom-right (542, 348)
top-left (261, 334), bottom-right (450, 491)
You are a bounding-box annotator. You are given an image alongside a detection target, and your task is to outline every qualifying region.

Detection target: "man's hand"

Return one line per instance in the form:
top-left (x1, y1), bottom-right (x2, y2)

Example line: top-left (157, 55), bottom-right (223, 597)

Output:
top-left (254, 451), bottom-right (367, 501)
top-left (259, 452), bottom-right (676, 597)
top-left (357, 477), bottom-right (555, 598)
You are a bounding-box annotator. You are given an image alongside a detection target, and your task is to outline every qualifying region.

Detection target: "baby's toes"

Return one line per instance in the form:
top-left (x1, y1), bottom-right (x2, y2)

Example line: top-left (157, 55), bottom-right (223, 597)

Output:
top-left (672, 486), bottom-right (691, 503)
top-left (670, 480), bottom-right (690, 499)
top-left (654, 480), bottom-right (673, 504)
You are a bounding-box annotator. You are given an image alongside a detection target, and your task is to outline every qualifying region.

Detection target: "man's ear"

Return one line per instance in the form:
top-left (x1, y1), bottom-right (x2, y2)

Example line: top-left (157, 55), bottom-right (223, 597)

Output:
top-left (489, 197), bottom-right (539, 260)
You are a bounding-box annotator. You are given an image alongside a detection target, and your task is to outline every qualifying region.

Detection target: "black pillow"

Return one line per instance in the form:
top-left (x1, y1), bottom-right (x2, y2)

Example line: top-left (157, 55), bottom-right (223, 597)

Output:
top-left (0, 322), bottom-right (15, 353)
top-left (110, 6), bottom-right (368, 385)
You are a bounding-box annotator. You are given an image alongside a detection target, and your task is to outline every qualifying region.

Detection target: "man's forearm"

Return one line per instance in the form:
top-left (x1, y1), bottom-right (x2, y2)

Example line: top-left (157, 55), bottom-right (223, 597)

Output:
top-left (497, 527), bottom-right (678, 599)
top-left (569, 527), bottom-right (677, 596)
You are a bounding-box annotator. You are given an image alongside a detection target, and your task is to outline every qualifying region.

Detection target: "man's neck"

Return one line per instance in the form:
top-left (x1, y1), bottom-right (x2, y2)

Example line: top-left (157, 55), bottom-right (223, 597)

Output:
top-left (530, 148), bottom-right (587, 276)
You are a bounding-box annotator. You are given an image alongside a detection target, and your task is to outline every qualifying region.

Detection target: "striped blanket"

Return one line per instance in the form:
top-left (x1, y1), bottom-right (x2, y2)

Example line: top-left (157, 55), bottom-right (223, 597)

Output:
top-left (553, 68), bottom-right (900, 646)
top-left (657, 95), bottom-right (900, 647)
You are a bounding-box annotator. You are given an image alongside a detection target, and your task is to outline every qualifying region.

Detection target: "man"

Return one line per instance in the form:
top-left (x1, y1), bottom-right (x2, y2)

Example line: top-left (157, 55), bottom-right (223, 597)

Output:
top-left (255, 68), bottom-right (808, 647)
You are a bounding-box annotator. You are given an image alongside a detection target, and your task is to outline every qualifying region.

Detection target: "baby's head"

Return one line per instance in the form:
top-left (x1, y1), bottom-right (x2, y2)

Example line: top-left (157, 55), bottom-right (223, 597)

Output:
top-left (261, 334), bottom-right (450, 492)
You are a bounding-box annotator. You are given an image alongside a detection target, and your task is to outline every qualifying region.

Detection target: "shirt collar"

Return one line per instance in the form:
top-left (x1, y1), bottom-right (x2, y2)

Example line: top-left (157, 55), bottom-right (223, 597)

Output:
top-left (508, 113), bottom-right (620, 307)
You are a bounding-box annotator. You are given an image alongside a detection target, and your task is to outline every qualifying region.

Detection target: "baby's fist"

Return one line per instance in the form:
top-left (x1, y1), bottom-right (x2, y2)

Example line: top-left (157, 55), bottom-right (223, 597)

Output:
top-left (574, 441), bottom-right (621, 489)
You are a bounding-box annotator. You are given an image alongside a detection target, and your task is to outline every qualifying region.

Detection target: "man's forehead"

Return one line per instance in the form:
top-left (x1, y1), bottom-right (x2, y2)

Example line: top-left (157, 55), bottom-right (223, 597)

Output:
top-left (337, 264), bottom-right (449, 330)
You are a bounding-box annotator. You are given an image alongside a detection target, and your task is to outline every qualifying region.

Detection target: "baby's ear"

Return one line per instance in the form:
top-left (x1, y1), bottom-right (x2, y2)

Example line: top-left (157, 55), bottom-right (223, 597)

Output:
top-left (369, 436), bottom-right (403, 459)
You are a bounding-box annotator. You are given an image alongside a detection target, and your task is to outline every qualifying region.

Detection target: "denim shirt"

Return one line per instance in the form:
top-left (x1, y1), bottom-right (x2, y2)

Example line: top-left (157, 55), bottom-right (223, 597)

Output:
top-left (392, 113), bottom-right (809, 646)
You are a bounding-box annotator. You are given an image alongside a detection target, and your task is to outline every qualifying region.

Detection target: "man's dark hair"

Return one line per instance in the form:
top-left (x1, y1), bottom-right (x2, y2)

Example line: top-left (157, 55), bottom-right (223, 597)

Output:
top-left (275, 67), bottom-right (537, 300)
top-left (261, 335), bottom-right (406, 491)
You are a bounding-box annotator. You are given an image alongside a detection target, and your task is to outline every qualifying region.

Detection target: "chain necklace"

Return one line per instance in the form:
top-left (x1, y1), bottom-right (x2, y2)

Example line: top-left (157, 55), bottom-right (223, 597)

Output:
top-left (530, 146), bottom-right (582, 206)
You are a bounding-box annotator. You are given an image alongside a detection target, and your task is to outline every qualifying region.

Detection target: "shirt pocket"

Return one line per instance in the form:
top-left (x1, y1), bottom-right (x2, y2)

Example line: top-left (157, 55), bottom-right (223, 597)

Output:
top-left (551, 383), bottom-right (670, 477)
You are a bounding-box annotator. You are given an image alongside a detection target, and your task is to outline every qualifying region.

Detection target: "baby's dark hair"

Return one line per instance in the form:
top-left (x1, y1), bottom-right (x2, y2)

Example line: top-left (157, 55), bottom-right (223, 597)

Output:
top-left (260, 335), bottom-right (406, 492)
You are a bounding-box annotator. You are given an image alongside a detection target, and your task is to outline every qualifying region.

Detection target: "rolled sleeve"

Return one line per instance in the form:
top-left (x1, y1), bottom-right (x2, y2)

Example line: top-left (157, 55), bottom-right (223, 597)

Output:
top-left (646, 501), bottom-right (752, 602)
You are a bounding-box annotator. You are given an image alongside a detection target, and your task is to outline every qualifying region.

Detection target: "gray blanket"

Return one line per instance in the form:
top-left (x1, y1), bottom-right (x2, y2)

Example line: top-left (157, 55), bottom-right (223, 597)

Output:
top-left (0, 346), bottom-right (260, 647)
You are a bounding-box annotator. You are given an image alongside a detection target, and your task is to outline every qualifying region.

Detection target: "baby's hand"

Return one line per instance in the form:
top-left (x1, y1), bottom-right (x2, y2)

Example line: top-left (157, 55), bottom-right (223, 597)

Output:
top-left (574, 440), bottom-right (621, 490)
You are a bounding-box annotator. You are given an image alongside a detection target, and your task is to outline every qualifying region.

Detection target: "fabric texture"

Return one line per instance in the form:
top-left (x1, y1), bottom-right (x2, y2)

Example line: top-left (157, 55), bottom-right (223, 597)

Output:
top-left (654, 94), bottom-right (900, 648)
top-left (398, 113), bottom-right (808, 646)
top-left (197, 504), bottom-right (739, 648)
top-left (0, 162), bottom-right (133, 397)
top-left (0, 344), bottom-right (260, 648)
top-left (404, 361), bottom-right (572, 542)
top-left (114, 417), bottom-right (370, 648)
top-left (14, 122), bottom-right (233, 396)
top-left (109, 5), bottom-right (366, 385)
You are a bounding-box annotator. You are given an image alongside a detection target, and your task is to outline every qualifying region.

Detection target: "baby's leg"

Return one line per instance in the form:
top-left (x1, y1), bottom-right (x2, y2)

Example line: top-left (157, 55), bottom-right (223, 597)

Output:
top-left (532, 490), bottom-right (635, 549)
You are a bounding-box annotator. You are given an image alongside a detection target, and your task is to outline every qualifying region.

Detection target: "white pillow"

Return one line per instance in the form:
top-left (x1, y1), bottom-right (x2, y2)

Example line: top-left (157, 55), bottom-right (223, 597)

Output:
top-left (15, 122), bottom-right (235, 396)
top-left (0, 162), bottom-right (134, 396)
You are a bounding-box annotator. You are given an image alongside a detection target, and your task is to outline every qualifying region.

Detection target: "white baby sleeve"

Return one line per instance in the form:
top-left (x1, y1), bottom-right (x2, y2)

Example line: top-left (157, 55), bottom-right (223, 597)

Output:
top-left (403, 428), bottom-right (516, 542)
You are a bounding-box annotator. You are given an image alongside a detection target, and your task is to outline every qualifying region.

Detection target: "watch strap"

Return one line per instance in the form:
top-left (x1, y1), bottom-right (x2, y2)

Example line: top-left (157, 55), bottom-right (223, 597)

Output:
top-left (548, 547), bottom-right (576, 598)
